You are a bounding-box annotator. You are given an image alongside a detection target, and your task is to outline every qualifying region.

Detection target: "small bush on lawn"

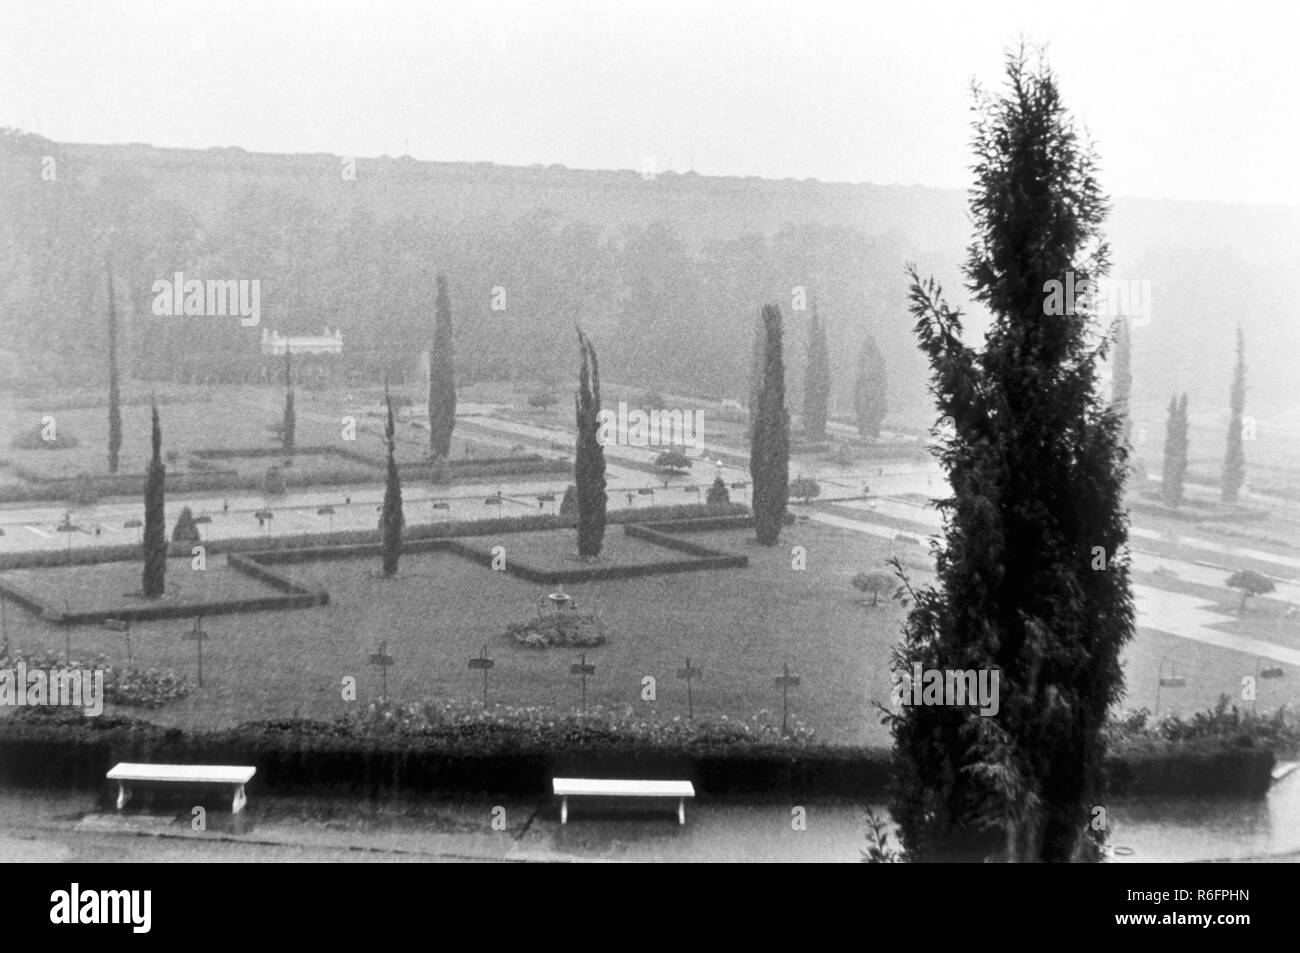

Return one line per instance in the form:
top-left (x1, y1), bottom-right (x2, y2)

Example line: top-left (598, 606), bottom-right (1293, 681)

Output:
top-left (559, 484), bottom-right (577, 517)
top-left (172, 506), bottom-right (201, 544)
top-left (789, 478), bottom-right (821, 502)
top-left (851, 571), bottom-right (895, 606)
top-left (506, 611), bottom-right (608, 648)
top-left (263, 466), bottom-right (286, 495)
top-left (0, 647), bottom-right (192, 711)
top-left (655, 450), bottom-right (692, 472)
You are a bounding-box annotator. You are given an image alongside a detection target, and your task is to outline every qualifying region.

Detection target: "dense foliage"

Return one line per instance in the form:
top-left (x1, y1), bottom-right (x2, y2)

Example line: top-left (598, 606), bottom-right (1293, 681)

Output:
top-left (890, 51), bottom-right (1133, 863)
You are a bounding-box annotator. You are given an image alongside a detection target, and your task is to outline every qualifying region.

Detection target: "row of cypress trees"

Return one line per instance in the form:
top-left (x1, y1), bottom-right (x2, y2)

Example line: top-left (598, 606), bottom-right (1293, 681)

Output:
top-left (750, 302), bottom-right (887, 443)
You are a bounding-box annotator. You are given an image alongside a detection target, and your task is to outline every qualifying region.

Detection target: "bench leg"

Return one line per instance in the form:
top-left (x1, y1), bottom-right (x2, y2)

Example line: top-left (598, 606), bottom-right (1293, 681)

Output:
top-left (116, 782), bottom-right (131, 811)
top-left (561, 796), bottom-right (568, 825)
top-left (232, 784), bottom-right (247, 814)
top-left (678, 798), bottom-right (685, 826)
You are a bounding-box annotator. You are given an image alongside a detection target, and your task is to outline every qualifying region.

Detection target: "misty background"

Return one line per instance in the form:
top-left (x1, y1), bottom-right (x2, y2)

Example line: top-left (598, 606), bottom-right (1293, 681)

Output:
top-left (2, 0), bottom-right (1298, 473)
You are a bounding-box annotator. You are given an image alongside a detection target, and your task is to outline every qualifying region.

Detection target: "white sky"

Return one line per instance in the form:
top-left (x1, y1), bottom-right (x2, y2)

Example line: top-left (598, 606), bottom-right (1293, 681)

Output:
top-left (2, 0), bottom-right (1297, 206)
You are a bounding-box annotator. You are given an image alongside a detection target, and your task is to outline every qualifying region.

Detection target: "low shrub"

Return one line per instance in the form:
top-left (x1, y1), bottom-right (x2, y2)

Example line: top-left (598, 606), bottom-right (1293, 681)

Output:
top-left (789, 478), bottom-right (821, 502)
top-left (263, 466), bottom-right (287, 495)
top-left (506, 611), bottom-right (609, 648)
top-left (172, 506), bottom-right (201, 544)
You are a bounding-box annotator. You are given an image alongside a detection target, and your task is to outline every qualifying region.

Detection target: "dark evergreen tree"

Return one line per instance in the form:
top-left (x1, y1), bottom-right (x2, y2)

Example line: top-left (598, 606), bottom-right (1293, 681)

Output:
top-left (1222, 325), bottom-right (1246, 503)
top-left (1110, 317), bottom-right (1132, 448)
top-left (282, 344), bottom-right (295, 454)
top-left (428, 274), bottom-right (457, 460)
top-left (891, 51), bottom-right (1133, 863)
top-left (1160, 393), bottom-right (1189, 507)
top-left (802, 302), bottom-right (831, 440)
top-left (142, 400), bottom-right (167, 597)
top-left (750, 303), bottom-right (789, 546)
top-left (748, 309), bottom-right (766, 437)
top-left (854, 335), bottom-right (888, 439)
top-left (706, 475), bottom-right (730, 505)
top-left (172, 505), bottom-right (201, 544)
top-left (107, 270), bottom-right (122, 474)
top-left (574, 330), bottom-right (607, 558)
top-left (380, 392), bottom-right (404, 577)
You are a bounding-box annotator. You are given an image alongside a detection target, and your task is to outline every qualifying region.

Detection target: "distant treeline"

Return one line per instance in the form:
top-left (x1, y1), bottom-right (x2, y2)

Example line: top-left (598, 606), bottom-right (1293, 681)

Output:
top-left (4, 131), bottom-right (1299, 425)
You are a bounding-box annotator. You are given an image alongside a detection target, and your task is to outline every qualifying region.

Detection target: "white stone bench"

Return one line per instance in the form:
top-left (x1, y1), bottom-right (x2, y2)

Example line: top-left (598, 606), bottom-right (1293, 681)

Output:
top-left (552, 777), bottom-right (695, 825)
top-left (107, 763), bottom-right (256, 814)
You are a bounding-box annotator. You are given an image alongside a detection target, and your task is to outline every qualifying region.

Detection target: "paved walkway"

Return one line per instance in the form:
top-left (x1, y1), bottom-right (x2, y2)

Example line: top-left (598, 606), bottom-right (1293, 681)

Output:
top-left (814, 498), bottom-right (1300, 667)
top-left (3, 769), bottom-right (1298, 862)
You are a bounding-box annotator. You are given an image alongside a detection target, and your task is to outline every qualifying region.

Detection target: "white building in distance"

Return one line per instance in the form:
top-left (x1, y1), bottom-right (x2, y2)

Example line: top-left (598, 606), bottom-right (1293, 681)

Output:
top-left (261, 327), bottom-right (344, 356)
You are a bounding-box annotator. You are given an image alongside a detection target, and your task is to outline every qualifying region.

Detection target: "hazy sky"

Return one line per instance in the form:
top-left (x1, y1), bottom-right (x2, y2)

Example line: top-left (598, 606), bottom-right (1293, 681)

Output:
top-left (3, 0), bottom-right (1297, 206)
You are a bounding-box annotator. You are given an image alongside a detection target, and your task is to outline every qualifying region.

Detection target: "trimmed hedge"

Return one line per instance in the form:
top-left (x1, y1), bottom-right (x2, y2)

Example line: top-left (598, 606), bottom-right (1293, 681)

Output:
top-left (0, 448), bottom-right (570, 504)
top-left (1101, 737), bottom-right (1275, 798)
top-left (0, 713), bottom-right (888, 798)
top-left (0, 553), bottom-right (327, 626)
top-left (245, 533), bottom-right (747, 586)
top-left (0, 503), bottom-right (751, 572)
top-left (0, 715), bottom-right (1275, 800)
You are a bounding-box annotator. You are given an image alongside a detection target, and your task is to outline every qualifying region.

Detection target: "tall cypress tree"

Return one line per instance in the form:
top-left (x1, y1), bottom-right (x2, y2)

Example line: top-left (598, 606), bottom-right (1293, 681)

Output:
top-left (107, 269), bottom-right (122, 475)
top-left (1110, 317), bottom-right (1132, 449)
top-left (282, 344), bottom-right (296, 454)
top-left (142, 400), bottom-right (167, 597)
top-left (802, 302), bottom-right (831, 441)
top-left (854, 335), bottom-right (888, 439)
top-left (1222, 325), bottom-right (1246, 503)
top-left (574, 329), bottom-right (607, 558)
top-left (748, 309), bottom-right (766, 438)
top-left (1161, 393), bottom-right (1189, 507)
top-left (428, 274), bottom-right (457, 460)
top-left (750, 303), bottom-right (789, 546)
top-left (892, 51), bottom-right (1132, 863)
top-left (380, 391), bottom-right (404, 577)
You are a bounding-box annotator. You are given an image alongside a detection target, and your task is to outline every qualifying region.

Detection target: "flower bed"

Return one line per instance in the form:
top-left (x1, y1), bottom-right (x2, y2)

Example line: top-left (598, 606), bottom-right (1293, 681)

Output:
top-left (506, 611), bottom-right (609, 648)
top-left (0, 646), bottom-right (192, 711)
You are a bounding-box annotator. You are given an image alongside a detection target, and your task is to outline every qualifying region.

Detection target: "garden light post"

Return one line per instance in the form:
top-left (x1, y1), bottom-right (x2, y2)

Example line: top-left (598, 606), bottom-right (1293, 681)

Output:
top-left (1253, 656), bottom-right (1285, 712)
top-left (775, 663), bottom-right (801, 737)
top-left (183, 616), bottom-right (209, 687)
top-left (677, 657), bottom-right (700, 720)
top-left (570, 651), bottom-right (595, 712)
top-left (468, 644), bottom-right (494, 708)
top-left (1155, 655), bottom-right (1186, 715)
top-left (369, 640), bottom-right (394, 699)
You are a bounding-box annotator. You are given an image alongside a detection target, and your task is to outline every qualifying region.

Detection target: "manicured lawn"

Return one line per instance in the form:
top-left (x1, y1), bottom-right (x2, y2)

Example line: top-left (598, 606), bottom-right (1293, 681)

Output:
top-left (2, 522), bottom-right (912, 745)
top-left (458, 528), bottom-right (701, 573)
top-left (2, 556), bottom-right (282, 614)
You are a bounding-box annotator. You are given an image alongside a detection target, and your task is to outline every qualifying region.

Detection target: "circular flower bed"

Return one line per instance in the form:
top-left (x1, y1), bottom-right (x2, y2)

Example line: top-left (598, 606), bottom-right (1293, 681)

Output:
top-left (506, 611), bottom-right (608, 648)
